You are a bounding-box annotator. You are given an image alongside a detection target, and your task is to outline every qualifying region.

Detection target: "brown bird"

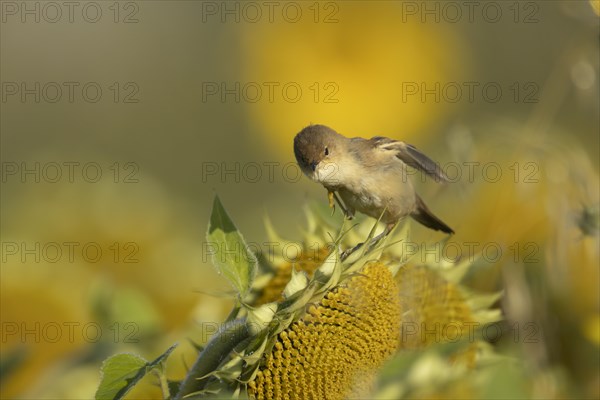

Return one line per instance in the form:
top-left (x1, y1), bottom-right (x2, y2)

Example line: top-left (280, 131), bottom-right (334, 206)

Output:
top-left (293, 124), bottom-right (454, 241)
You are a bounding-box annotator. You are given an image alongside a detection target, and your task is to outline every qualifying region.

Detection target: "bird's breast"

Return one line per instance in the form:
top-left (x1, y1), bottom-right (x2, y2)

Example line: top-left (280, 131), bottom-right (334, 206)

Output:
top-left (338, 170), bottom-right (417, 222)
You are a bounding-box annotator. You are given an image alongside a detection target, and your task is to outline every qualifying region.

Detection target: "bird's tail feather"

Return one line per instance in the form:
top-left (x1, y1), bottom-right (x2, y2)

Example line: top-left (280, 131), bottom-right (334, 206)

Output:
top-left (411, 195), bottom-right (454, 234)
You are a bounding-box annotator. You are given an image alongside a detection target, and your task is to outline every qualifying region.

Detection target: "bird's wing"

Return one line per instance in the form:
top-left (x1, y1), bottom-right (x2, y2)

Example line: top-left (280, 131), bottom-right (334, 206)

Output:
top-left (370, 136), bottom-right (449, 182)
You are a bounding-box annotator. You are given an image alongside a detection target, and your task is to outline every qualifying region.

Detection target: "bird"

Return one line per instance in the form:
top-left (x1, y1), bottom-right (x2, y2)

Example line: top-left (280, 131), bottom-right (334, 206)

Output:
top-left (293, 124), bottom-right (454, 245)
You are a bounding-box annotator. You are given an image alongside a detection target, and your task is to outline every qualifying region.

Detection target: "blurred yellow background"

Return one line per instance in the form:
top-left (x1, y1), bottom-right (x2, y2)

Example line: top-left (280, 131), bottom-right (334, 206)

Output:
top-left (1, 1), bottom-right (598, 399)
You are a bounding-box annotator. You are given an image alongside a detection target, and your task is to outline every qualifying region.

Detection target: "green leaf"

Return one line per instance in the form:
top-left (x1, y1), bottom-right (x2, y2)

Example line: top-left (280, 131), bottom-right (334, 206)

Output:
top-left (206, 195), bottom-right (257, 296)
top-left (96, 344), bottom-right (177, 400)
top-left (96, 353), bottom-right (147, 400)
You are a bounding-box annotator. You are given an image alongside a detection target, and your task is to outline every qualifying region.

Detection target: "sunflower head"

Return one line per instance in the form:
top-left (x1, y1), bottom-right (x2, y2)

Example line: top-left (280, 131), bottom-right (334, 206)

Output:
top-left (189, 200), bottom-right (501, 399)
top-left (248, 261), bottom-right (401, 399)
top-left (95, 198), bottom-right (502, 400)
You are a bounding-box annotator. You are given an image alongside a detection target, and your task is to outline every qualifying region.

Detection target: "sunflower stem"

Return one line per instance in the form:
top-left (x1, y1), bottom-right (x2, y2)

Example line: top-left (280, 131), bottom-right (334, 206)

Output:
top-left (175, 319), bottom-right (250, 399)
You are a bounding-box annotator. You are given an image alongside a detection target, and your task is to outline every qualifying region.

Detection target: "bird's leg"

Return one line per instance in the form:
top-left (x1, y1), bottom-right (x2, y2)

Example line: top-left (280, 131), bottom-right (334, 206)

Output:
top-left (340, 241), bottom-right (364, 261)
top-left (366, 222), bottom-right (397, 250)
top-left (327, 190), bottom-right (351, 218)
top-left (334, 192), bottom-right (351, 219)
top-left (340, 222), bottom-right (396, 261)
top-left (341, 222), bottom-right (396, 261)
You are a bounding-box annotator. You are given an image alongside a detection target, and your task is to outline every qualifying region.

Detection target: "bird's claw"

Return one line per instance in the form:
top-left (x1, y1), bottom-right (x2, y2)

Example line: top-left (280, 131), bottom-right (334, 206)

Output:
top-left (328, 191), bottom-right (336, 216)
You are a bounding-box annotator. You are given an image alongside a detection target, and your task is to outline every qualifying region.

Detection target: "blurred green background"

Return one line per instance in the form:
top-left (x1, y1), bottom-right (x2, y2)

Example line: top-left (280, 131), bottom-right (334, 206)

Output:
top-left (1, 1), bottom-right (598, 398)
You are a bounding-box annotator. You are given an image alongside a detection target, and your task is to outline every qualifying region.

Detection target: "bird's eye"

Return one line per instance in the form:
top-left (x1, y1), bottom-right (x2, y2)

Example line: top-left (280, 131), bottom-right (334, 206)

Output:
top-left (324, 147), bottom-right (329, 156)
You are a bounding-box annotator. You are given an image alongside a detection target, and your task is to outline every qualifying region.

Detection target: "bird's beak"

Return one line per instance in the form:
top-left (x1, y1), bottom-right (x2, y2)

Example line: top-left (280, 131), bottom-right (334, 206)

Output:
top-left (310, 161), bottom-right (318, 172)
